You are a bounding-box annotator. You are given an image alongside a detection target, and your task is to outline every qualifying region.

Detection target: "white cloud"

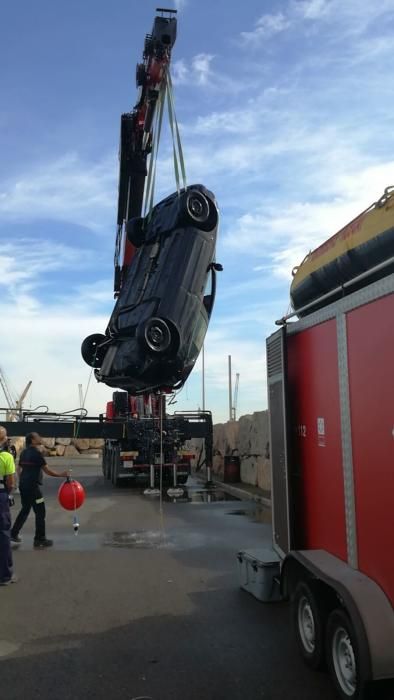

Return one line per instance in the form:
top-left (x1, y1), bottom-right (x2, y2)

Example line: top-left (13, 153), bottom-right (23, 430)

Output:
top-left (240, 1), bottom-right (394, 50)
top-left (174, 0), bottom-right (187, 9)
top-left (0, 152), bottom-right (116, 231)
top-left (224, 161), bottom-right (394, 278)
top-left (0, 292), bottom-right (111, 418)
top-left (172, 53), bottom-right (215, 86)
top-left (192, 53), bottom-right (215, 85)
top-left (295, 0), bottom-right (332, 21)
top-left (172, 59), bottom-right (188, 84)
top-left (240, 12), bottom-right (291, 46)
top-left (0, 240), bottom-right (88, 288)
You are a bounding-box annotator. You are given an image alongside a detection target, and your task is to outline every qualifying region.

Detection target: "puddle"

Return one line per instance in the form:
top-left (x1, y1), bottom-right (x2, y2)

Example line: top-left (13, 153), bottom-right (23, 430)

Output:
top-left (226, 505), bottom-right (272, 523)
top-left (253, 504), bottom-right (272, 524)
top-left (0, 640), bottom-right (21, 658)
top-left (164, 487), bottom-right (236, 504)
top-left (103, 530), bottom-right (174, 549)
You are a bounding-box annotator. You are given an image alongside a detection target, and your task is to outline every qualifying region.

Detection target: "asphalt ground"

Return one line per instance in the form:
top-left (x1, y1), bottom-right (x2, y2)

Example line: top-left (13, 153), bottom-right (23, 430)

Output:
top-left (1, 459), bottom-right (392, 700)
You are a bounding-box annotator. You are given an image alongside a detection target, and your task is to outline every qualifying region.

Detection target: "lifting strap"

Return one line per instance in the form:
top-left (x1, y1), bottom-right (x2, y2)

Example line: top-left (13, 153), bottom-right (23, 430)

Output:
top-left (165, 69), bottom-right (187, 195)
top-left (143, 67), bottom-right (187, 219)
top-left (144, 81), bottom-right (166, 219)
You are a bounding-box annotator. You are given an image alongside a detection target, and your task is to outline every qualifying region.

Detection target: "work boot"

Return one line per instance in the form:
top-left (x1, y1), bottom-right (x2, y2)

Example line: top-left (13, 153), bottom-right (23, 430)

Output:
top-left (34, 538), bottom-right (53, 549)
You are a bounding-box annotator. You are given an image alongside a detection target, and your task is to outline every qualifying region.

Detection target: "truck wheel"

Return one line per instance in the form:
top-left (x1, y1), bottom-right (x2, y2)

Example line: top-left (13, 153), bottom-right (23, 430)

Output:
top-left (326, 609), bottom-right (366, 700)
top-left (293, 580), bottom-right (327, 670)
top-left (103, 448), bottom-right (110, 479)
top-left (111, 447), bottom-right (121, 487)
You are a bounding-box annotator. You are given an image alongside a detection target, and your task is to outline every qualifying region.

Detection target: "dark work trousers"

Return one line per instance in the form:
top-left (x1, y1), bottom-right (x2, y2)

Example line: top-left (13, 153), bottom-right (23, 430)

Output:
top-left (11, 485), bottom-right (46, 540)
top-left (0, 491), bottom-right (13, 582)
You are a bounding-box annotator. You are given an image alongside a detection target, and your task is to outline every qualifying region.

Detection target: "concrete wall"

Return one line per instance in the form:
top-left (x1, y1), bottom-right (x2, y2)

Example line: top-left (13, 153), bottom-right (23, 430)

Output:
top-left (212, 411), bottom-right (271, 494)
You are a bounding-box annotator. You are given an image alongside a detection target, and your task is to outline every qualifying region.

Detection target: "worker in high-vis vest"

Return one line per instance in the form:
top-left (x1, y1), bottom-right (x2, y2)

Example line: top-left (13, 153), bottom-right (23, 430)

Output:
top-left (11, 432), bottom-right (69, 549)
top-left (0, 426), bottom-right (17, 585)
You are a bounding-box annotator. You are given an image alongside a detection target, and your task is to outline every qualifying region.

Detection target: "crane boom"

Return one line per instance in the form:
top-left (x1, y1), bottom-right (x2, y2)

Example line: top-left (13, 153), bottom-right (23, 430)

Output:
top-left (16, 380), bottom-right (32, 409)
top-left (113, 8), bottom-right (178, 294)
top-left (0, 367), bottom-right (16, 411)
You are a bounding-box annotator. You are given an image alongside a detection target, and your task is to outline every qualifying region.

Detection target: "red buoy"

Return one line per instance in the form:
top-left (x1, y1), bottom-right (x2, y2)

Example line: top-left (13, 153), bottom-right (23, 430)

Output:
top-left (58, 478), bottom-right (85, 511)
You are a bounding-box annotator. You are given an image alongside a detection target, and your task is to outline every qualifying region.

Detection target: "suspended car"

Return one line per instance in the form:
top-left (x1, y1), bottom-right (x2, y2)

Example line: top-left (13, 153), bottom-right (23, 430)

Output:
top-left (81, 184), bottom-right (221, 394)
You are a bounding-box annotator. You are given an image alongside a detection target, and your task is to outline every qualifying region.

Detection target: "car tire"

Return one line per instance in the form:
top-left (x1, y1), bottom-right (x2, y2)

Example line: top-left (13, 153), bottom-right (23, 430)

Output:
top-left (81, 333), bottom-right (107, 368)
top-left (181, 189), bottom-right (218, 231)
top-left (139, 317), bottom-right (172, 354)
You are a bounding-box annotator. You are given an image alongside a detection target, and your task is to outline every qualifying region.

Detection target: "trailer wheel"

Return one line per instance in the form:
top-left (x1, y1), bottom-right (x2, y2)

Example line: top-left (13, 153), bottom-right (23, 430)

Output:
top-left (293, 580), bottom-right (327, 670)
top-left (326, 609), bottom-right (366, 700)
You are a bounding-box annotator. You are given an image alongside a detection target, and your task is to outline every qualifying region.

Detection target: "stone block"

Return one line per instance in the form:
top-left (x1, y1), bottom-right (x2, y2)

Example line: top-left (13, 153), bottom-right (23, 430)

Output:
top-left (256, 457), bottom-right (271, 492)
top-left (73, 439), bottom-right (90, 452)
top-left (89, 439), bottom-right (105, 449)
top-left (56, 444), bottom-right (66, 457)
top-left (10, 437), bottom-right (25, 455)
top-left (212, 453), bottom-right (224, 476)
top-left (240, 456), bottom-right (258, 486)
top-left (42, 437), bottom-right (56, 449)
top-left (64, 445), bottom-right (80, 458)
top-left (238, 411), bottom-right (269, 457)
top-left (56, 438), bottom-right (71, 446)
top-left (213, 420), bottom-right (239, 457)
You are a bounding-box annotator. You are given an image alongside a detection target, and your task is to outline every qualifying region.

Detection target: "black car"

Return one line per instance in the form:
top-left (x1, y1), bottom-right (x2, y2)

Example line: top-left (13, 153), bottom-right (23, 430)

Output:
top-left (81, 184), bottom-right (220, 394)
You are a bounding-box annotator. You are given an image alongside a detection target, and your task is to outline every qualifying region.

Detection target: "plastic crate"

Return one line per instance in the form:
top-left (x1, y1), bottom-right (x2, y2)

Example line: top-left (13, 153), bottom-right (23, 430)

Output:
top-left (237, 548), bottom-right (281, 602)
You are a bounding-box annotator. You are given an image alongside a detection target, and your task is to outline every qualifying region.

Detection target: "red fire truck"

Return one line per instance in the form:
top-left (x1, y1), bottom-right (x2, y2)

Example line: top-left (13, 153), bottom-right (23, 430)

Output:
top-left (264, 271), bottom-right (394, 698)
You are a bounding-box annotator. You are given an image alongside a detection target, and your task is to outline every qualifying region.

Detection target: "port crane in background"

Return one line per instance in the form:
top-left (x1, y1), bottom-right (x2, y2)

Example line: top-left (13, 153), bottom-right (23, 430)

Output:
top-left (0, 368), bottom-right (32, 421)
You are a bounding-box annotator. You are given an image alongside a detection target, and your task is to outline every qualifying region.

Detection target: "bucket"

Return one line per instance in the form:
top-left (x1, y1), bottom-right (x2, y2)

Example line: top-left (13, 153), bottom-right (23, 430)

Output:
top-left (223, 456), bottom-right (240, 483)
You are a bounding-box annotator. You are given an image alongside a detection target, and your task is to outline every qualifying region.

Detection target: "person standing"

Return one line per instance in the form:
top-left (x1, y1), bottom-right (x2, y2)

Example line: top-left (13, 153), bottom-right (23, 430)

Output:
top-left (11, 432), bottom-right (69, 549)
top-left (0, 426), bottom-right (17, 585)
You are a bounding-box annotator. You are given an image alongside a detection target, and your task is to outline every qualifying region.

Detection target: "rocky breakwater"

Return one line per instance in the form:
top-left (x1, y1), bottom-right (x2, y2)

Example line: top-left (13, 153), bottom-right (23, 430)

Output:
top-left (41, 438), bottom-right (105, 457)
top-left (213, 411), bottom-right (271, 494)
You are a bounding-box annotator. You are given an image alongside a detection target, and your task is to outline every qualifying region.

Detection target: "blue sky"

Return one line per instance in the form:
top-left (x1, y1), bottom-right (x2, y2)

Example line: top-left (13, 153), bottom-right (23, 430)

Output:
top-left (1, 0), bottom-right (394, 422)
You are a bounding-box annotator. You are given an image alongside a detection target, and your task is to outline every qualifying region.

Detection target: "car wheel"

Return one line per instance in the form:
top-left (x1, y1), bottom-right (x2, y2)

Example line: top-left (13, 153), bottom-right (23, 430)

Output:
top-left (326, 609), bottom-right (367, 700)
top-left (81, 333), bottom-right (107, 367)
top-left (293, 580), bottom-right (327, 670)
top-left (184, 190), bottom-right (210, 225)
top-left (141, 318), bottom-right (172, 354)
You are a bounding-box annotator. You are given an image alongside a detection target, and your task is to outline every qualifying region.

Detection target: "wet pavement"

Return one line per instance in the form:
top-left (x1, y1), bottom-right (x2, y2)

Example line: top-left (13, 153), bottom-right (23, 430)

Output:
top-left (2, 459), bottom-right (391, 699)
